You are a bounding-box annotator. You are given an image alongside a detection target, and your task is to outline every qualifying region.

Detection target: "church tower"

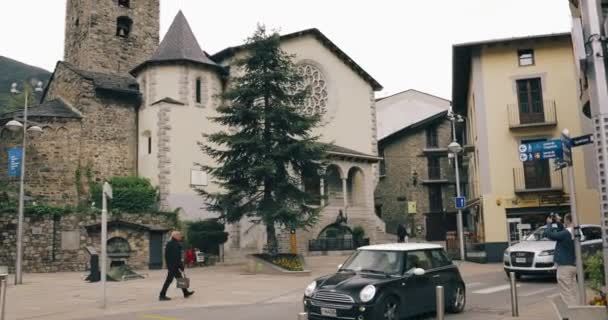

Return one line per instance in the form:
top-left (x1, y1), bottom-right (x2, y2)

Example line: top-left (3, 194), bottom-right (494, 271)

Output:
top-left (64, 0), bottom-right (160, 74)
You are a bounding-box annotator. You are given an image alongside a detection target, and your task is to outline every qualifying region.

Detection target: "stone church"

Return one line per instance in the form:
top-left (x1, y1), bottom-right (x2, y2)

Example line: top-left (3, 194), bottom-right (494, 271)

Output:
top-left (0, 0), bottom-right (390, 258)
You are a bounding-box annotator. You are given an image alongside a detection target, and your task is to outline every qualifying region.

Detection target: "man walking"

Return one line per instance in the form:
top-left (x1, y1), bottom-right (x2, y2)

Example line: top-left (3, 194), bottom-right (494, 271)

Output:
top-left (397, 223), bottom-right (408, 243)
top-left (159, 231), bottom-right (194, 301)
top-left (544, 213), bottom-right (579, 306)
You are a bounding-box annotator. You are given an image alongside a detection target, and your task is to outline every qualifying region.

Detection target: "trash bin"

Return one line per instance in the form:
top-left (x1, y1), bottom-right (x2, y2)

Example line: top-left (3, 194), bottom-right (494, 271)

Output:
top-left (84, 246), bottom-right (100, 282)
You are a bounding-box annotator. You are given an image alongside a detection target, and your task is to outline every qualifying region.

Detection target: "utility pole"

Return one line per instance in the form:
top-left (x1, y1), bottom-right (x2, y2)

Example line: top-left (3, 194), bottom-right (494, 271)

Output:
top-left (448, 108), bottom-right (466, 261)
top-left (101, 182), bottom-right (112, 308)
top-left (577, 0), bottom-right (608, 299)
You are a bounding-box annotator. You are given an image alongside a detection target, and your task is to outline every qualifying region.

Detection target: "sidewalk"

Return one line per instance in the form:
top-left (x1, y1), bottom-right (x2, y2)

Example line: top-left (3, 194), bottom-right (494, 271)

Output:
top-left (3, 258), bottom-right (557, 320)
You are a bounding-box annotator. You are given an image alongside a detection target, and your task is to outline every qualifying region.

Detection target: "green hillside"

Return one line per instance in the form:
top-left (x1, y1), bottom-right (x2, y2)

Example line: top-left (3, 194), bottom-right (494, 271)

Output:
top-left (0, 56), bottom-right (51, 112)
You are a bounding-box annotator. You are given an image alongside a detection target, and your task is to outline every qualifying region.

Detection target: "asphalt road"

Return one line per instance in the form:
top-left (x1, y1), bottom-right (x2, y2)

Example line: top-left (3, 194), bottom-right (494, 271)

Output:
top-left (88, 269), bottom-right (558, 320)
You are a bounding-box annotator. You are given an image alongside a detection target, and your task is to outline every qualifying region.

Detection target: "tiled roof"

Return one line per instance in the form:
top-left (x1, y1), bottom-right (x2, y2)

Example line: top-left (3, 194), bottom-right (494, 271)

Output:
top-left (212, 28), bottom-right (383, 91)
top-left (62, 62), bottom-right (140, 95)
top-left (131, 11), bottom-right (221, 75)
top-left (0, 98), bottom-right (82, 119)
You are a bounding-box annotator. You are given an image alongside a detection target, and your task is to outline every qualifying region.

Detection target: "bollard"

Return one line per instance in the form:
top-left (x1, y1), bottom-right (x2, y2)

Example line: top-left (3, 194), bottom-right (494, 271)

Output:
top-left (509, 272), bottom-right (519, 317)
top-left (436, 285), bottom-right (445, 320)
top-left (297, 312), bottom-right (308, 320)
top-left (0, 273), bottom-right (7, 320)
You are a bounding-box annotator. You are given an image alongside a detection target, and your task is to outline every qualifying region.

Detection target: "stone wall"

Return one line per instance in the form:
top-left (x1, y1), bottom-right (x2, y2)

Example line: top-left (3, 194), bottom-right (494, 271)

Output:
top-left (375, 119), bottom-right (458, 238)
top-left (64, 0), bottom-right (160, 74)
top-left (0, 212), bottom-right (175, 273)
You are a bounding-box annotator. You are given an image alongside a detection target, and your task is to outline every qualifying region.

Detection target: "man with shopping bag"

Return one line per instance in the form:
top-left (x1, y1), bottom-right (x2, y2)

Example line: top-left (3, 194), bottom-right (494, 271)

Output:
top-left (159, 231), bottom-right (195, 301)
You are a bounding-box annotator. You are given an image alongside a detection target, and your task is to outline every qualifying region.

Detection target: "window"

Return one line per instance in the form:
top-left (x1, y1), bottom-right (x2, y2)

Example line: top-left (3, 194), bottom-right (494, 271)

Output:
top-left (426, 126), bottom-right (439, 148)
top-left (428, 185), bottom-right (443, 212)
top-left (147, 137), bottom-right (152, 155)
top-left (405, 250), bottom-right (433, 271)
top-left (522, 138), bottom-right (551, 189)
top-left (428, 157), bottom-right (441, 179)
top-left (116, 16), bottom-right (133, 37)
top-left (582, 227), bottom-right (602, 241)
top-left (195, 78), bottom-right (202, 104)
top-left (429, 249), bottom-right (452, 268)
top-left (118, 0), bottom-right (130, 8)
top-left (379, 148), bottom-right (386, 176)
top-left (516, 78), bottom-right (544, 124)
top-left (518, 49), bottom-right (534, 66)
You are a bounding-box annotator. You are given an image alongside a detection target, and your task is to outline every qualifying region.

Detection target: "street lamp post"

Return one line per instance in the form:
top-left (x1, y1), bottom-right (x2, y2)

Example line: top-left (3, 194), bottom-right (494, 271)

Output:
top-left (9, 82), bottom-right (43, 285)
top-left (448, 108), bottom-right (465, 261)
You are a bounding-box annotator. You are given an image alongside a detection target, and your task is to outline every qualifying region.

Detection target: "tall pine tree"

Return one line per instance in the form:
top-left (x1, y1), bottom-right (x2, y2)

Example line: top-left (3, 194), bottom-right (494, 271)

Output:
top-left (198, 26), bottom-right (327, 253)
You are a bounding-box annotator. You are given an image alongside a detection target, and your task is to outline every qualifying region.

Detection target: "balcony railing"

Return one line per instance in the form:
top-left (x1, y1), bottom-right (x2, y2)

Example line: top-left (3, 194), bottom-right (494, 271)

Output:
top-left (513, 166), bottom-right (563, 193)
top-left (507, 100), bottom-right (557, 129)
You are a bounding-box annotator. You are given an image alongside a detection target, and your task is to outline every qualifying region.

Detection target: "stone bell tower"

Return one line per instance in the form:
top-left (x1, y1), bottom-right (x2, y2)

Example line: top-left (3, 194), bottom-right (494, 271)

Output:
top-left (64, 0), bottom-right (160, 74)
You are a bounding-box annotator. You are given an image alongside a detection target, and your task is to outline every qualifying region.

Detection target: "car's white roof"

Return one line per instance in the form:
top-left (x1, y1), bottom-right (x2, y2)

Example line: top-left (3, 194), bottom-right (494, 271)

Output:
top-left (359, 243), bottom-right (443, 252)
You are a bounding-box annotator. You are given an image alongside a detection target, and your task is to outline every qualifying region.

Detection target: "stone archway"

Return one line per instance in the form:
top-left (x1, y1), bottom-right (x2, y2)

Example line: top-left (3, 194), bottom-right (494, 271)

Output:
top-left (324, 165), bottom-right (343, 206)
top-left (347, 166), bottom-right (366, 207)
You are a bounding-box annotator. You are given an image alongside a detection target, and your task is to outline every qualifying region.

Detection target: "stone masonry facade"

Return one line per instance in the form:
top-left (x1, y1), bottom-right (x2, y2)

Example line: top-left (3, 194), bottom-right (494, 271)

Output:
top-left (0, 212), bottom-right (175, 273)
top-left (375, 119), bottom-right (459, 239)
top-left (64, 0), bottom-right (160, 75)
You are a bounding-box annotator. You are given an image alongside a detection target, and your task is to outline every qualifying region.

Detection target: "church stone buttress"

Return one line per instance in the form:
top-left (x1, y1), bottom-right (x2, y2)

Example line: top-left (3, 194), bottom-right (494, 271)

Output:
top-left (64, 0), bottom-right (160, 75)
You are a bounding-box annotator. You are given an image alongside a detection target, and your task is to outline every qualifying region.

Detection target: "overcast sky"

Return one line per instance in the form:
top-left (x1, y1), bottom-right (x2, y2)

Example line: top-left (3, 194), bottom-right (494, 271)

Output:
top-left (0, 0), bottom-right (571, 99)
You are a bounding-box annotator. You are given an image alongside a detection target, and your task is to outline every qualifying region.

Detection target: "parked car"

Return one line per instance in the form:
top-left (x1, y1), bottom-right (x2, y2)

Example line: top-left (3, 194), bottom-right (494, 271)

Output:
top-left (302, 243), bottom-right (466, 320)
top-left (503, 224), bottom-right (603, 279)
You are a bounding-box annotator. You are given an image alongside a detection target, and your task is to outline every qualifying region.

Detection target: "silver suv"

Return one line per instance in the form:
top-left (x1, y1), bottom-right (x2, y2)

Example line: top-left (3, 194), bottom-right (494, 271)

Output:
top-left (503, 224), bottom-right (603, 279)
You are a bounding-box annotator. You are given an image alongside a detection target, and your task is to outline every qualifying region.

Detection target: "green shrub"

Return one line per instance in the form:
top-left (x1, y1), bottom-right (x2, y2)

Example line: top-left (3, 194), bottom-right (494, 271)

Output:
top-left (187, 219), bottom-right (229, 255)
top-left (352, 226), bottom-right (365, 240)
top-left (585, 252), bottom-right (606, 294)
top-left (91, 176), bottom-right (158, 213)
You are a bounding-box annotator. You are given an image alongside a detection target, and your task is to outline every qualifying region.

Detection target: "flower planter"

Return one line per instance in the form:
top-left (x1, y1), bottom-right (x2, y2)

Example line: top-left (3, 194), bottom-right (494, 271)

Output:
top-left (551, 295), bottom-right (608, 320)
top-left (245, 254), bottom-right (311, 276)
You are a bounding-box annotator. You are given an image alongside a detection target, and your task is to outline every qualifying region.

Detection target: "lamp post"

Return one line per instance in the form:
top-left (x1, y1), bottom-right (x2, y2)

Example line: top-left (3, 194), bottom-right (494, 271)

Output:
top-left (447, 108), bottom-right (465, 261)
top-left (8, 82), bottom-right (43, 285)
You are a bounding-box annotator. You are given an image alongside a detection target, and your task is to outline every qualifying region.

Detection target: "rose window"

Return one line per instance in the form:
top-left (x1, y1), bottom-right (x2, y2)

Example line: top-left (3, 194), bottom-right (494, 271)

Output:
top-left (296, 64), bottom-right (328, 115)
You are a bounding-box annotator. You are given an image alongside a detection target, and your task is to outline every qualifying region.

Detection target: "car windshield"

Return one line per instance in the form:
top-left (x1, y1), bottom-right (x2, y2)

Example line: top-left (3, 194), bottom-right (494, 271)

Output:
top-left (524, 226), bottom-right (550, 241)
top-left (340, 250), bottom-right (403, 275)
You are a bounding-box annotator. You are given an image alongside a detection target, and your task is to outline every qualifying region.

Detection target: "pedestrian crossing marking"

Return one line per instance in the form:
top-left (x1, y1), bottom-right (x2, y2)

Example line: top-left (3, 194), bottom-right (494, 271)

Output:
top-left (520, 287), bottom-right (556, 297)
top-left (137, 314), bottom-right (182, 320)
top-left (466, 282), bottom-right (484, 288)
top-left (472, 284), bottom-right (521, 294)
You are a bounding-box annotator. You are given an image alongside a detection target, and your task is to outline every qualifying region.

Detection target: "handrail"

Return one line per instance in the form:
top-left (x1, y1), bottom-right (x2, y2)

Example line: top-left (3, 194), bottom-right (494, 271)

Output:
top-left (0, 273), bottom-right (7, 320)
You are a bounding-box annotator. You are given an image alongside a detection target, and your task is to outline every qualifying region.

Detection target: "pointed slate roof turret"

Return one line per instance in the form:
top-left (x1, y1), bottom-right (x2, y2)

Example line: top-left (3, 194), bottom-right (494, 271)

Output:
top-left (131, 11), bottom-right (223, 75)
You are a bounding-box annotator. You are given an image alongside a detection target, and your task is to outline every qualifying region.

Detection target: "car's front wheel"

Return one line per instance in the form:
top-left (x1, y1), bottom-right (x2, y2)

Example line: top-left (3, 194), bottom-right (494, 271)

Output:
top-left (374, 295), bottom-right (400, 320)
top-left (446, 283), bottom-right (466, 313)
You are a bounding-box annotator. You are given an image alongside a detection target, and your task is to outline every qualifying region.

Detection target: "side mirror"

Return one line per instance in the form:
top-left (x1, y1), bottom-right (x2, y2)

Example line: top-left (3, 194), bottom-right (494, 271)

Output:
top-left (413, 268), bottom-right (425, 276)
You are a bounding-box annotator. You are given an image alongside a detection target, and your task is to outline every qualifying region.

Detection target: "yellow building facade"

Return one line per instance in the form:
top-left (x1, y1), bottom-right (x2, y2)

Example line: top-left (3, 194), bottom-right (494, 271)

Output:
top-left (452, 33), bottom-right (599, 258)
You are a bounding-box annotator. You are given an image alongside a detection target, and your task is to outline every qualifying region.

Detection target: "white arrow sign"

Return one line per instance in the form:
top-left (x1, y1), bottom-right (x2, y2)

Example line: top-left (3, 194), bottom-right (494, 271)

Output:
top-left (519, 153), bottom-right (529, 162)
top-left (518, 144), bottom-right (528, 153)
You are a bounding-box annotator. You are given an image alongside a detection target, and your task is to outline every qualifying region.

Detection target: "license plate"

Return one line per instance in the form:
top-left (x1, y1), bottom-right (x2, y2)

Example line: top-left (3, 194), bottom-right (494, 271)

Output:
top-left (516, 258), bottom-right (526, 263)
top-left (321, 308), bottom-right (337, 317)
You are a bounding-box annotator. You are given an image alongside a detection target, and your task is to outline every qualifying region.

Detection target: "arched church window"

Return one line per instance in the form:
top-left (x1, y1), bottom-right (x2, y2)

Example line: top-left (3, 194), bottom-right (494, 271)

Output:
top-left (295, 63), bottom-right (328, 116)
top-left (195, 77), bottom-right (202, 104)
top-left (118, 0), bottom-right (130, 8)
top-left (116, 16), bottom-right (133, 38)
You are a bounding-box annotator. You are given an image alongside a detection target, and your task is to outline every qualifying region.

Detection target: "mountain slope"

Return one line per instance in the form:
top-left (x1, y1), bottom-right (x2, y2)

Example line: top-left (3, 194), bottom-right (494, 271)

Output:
top-left (0, 56), bottom-right (51, 112)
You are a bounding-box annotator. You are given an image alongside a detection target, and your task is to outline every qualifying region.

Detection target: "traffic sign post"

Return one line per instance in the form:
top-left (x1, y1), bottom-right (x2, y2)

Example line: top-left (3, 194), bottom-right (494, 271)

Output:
top-left (455, 197), bottom-right (466, 210)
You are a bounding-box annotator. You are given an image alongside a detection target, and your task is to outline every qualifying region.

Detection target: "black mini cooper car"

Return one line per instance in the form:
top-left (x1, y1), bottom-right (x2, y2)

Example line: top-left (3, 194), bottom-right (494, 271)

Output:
top-left (303, 243), bottom-right (466, 320)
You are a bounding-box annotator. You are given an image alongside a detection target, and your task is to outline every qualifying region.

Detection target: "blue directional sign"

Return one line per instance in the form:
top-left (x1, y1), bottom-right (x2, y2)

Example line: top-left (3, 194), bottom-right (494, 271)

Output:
top-left (8, 147), bottom-right (22, 177)
top-left (455, 197), bottom-right (466, 210)
top-left (519, 139), bottom-right (564, 162)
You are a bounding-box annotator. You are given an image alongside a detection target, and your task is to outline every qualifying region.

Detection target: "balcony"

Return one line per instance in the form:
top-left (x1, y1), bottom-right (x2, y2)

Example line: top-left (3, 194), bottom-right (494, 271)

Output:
top-left (507, 100), bottom-right (557, 129)
top-left (513, 166), bottom-right (563, 193)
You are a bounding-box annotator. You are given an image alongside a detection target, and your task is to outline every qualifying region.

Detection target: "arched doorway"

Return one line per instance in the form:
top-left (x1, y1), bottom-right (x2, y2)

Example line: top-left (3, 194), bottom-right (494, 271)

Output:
top-left (325, 165), bottom-right (343, 206)
top-left (347, 166), bottom-right (366, 207)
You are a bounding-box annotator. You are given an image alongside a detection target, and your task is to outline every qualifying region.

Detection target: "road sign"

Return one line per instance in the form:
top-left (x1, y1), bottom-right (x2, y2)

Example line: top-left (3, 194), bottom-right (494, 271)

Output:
top-left (8, 147), bottom-right (22, 177)
top-left (518, 139), bottom-right (562, 154)
top-left (455, 197), bottom-right (466, 210)
top-left (571, 134), bottom-right (593, 147)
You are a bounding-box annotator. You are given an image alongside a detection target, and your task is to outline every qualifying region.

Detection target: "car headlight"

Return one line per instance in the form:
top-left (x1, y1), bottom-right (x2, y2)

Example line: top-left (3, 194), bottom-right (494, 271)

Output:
top-left (304, 281), bottom-right (317, 297)
top-left (539, 250), bottom-right (554, 256)
top-left (359, 285), bottom-right (376, 303)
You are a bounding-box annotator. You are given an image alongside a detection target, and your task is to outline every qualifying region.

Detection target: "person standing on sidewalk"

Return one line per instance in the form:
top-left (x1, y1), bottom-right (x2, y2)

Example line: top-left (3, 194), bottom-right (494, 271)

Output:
top-left (159, 231), bottom-right (194, 301)
top-left (543, 213), bottom-right (579, 306)
top-left (397, 224), bottom-right (408, 243)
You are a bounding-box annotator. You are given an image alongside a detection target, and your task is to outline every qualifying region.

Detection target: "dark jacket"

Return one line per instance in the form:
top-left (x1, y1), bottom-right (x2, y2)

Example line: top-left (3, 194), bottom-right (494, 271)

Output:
top-left (165, 238), bottom-right (183, 270)
top-left (543, 223), bottom-right (575, 266)
top-left (397, 224), bottom-right (407, 239)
